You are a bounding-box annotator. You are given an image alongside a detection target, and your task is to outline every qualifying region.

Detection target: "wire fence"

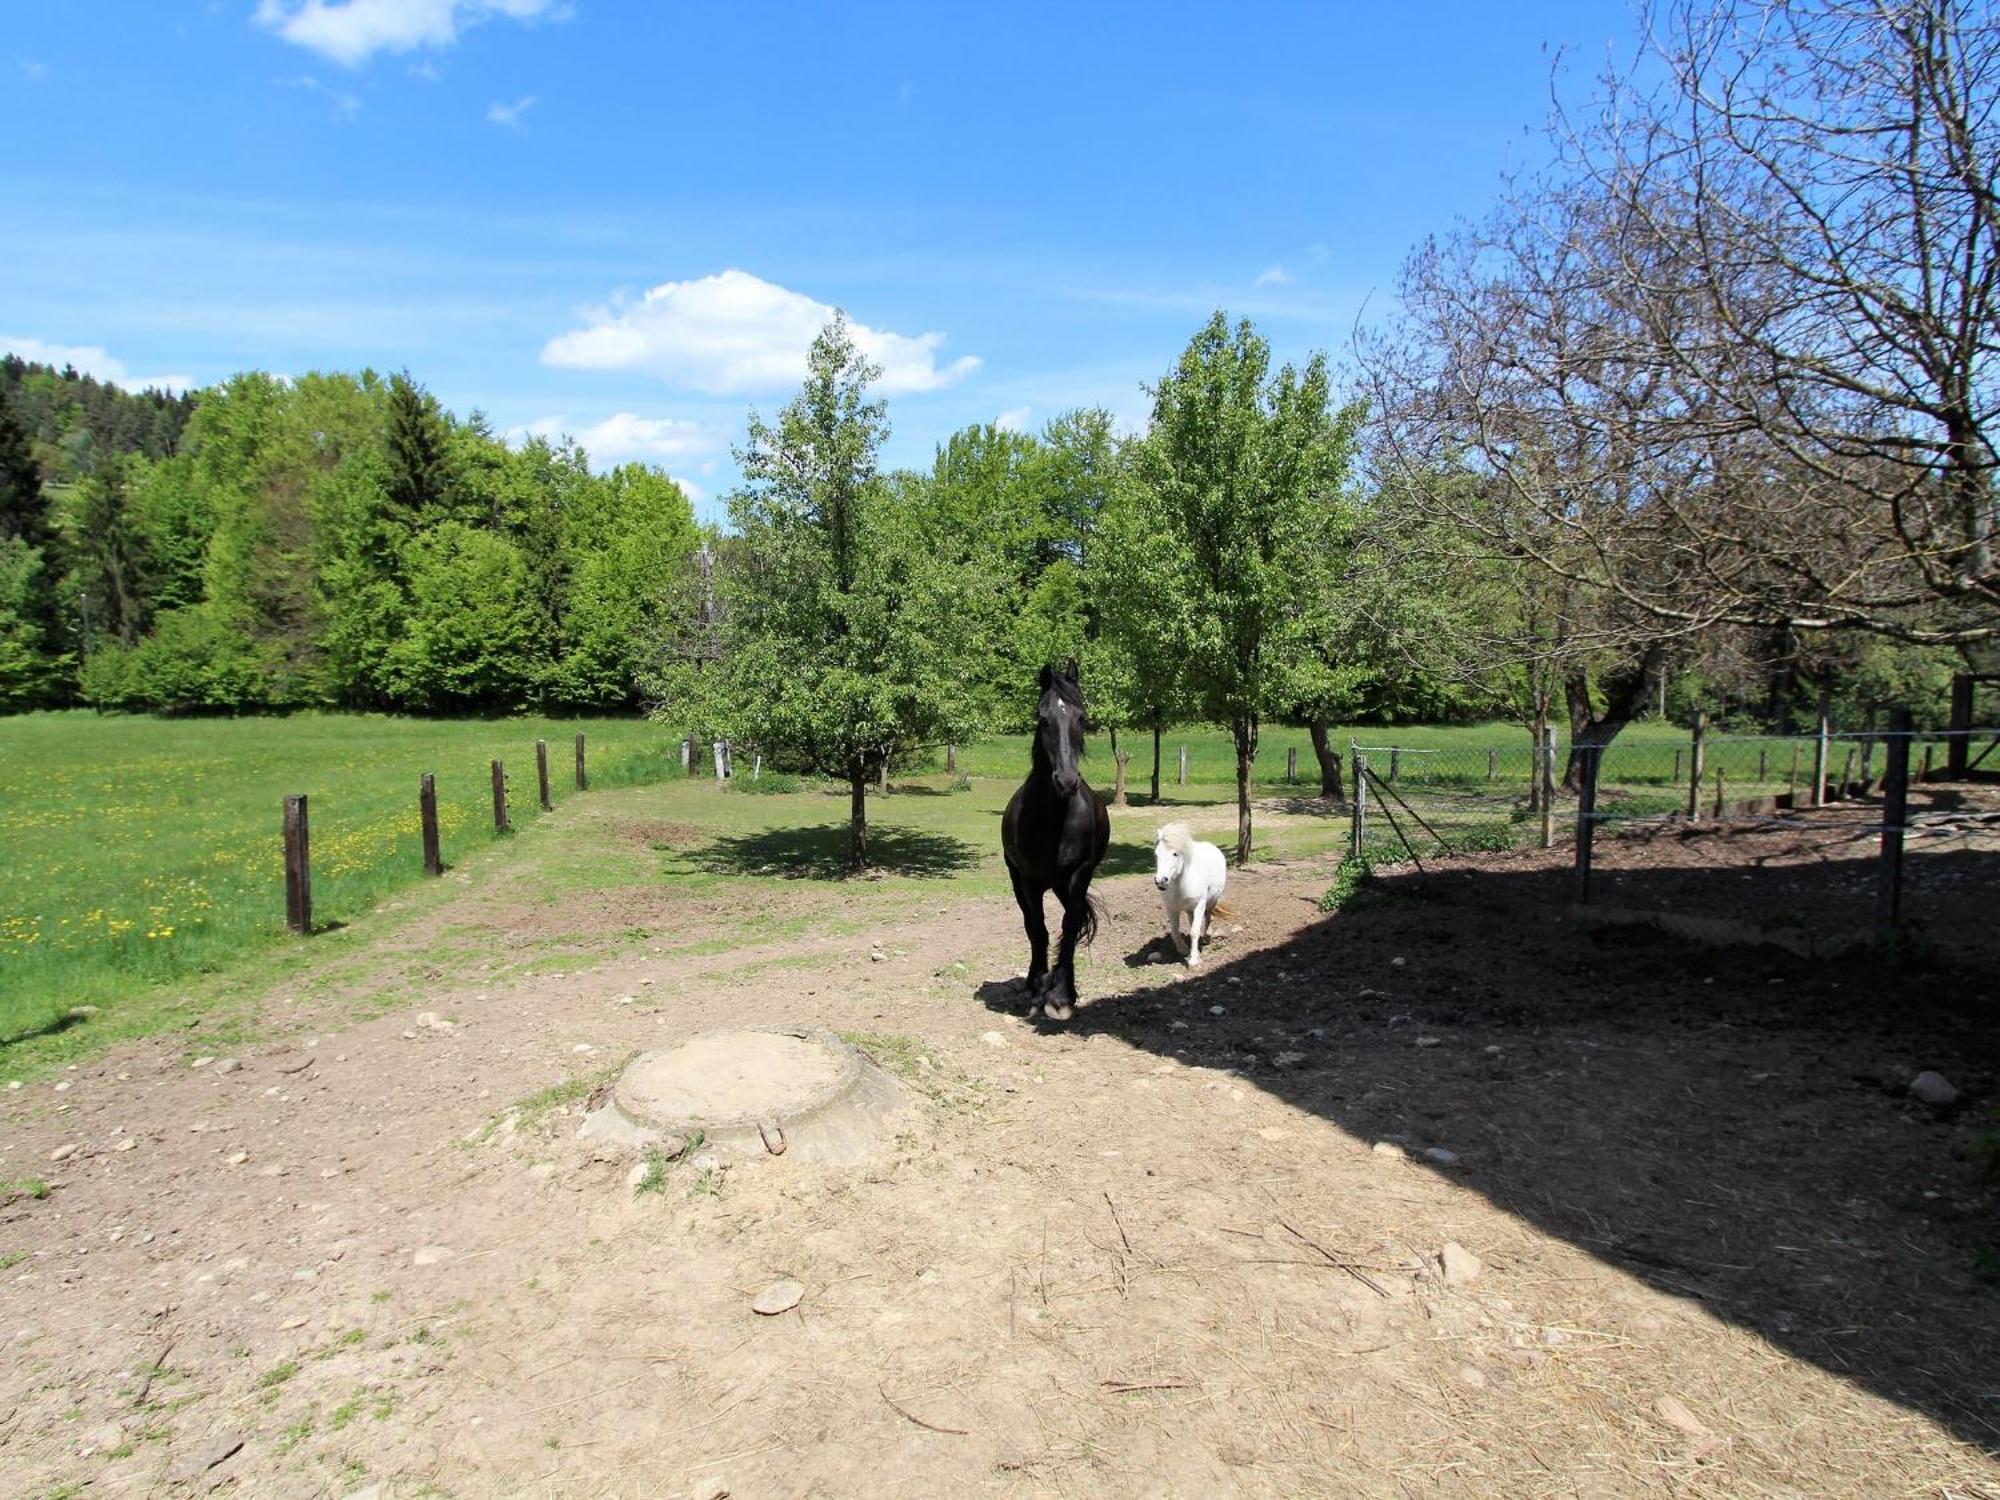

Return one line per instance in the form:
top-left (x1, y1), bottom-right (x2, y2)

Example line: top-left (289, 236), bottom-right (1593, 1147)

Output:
top-left (1342, 687), bottom-right (2000, 964)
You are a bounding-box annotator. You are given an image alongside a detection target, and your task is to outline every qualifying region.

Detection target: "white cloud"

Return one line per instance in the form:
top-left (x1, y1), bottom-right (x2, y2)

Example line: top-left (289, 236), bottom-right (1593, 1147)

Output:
top-left (542, 268), bottom-right (981, 397)
top-left (995, 406), bottom-right (1031, 433)
top-left (407, 58), bottom-right (442, 80)
top-left (253, 0), bottom-right (561, 68)
top-left (283, 74), bottom-right (361, 122)
top-left (485, 93), bottom-right (537, 130)
top-left (20, 60), bottom-right (49, 83)
top-left (1305, 243), bottom-right (1331, 264)
top-left (505, 411), bottom-right (726, 472)
top-left (1253, 265), bottom-right (1293, 287)
top-left (1, 336), bottom-right (192, 395)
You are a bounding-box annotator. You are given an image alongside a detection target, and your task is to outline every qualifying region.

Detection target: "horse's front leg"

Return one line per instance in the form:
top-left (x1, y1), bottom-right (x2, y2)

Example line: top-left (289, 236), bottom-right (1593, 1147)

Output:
top-left (1186, 897), bottom-right (1209, 966)
top-left (1007, 863), bottom-right (1049, 1000)
top-left (1166, 895), bottom-right (1190, 956)
top-left (1044, 883), bottom-right (1092, 1022)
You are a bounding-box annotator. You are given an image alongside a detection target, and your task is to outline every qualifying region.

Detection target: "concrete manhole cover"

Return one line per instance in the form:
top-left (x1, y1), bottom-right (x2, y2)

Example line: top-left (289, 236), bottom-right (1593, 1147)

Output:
top-left (581, 1027), bottom-right (910, 1165)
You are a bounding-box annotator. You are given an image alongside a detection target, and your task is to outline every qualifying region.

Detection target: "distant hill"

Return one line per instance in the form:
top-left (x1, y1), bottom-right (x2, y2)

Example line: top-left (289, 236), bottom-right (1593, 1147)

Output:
top-left (0, 354), bottom-right (196, 482)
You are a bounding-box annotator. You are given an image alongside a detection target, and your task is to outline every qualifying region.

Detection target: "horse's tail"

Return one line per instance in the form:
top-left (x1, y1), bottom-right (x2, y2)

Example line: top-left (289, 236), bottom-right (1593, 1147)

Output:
top-left (1210, 895), bottom-right (1234, 922)
top-left (1079, 892), bottom-right (1103, 948)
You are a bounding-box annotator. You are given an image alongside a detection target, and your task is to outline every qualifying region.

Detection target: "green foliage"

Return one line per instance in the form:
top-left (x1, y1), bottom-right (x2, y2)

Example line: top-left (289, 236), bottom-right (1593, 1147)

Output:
top-left (1136, 312), bottom-right (1362, 858)
top-left (1317, 854), bottom-right (1375, 912)
top-left (706, 316), bottom-right (982, 865)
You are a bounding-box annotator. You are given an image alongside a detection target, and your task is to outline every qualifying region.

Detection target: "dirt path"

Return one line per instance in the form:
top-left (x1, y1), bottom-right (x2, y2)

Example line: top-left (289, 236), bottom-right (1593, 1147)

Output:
top-left (3, 785), bottom-right (1997, 1498)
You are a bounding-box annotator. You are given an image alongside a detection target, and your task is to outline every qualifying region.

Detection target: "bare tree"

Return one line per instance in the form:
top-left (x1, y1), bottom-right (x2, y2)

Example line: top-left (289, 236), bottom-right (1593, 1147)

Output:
top-left (1574, 0), bottom-right (2000, 642)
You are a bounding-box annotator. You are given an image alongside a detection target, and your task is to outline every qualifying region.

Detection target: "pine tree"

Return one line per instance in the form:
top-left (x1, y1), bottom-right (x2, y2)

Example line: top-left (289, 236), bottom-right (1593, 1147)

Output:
top-left (383, 372), bottom-right (456, 528)
top-left (0, 390), bottom-right (51, 551)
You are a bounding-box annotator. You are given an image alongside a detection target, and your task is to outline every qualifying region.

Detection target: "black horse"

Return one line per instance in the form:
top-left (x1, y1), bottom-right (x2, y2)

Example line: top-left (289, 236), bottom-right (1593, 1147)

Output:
top-left (1001, 664), bottom-right (1112, 1021)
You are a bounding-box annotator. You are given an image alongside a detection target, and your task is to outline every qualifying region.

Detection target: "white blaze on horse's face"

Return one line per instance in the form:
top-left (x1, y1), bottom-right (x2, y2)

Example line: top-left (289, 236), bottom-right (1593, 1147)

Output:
top-left (1153, 838), bottom-right (1182, 891)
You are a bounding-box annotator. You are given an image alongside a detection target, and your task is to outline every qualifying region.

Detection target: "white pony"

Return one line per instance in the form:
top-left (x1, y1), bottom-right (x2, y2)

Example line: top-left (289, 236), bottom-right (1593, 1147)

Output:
top-left (1153, 823), bottom-right (1229, 965)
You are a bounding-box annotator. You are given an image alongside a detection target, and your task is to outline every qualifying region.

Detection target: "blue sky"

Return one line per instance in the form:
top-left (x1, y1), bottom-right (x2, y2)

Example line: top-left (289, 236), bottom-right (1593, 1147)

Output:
top-left (2, 1), bottom-right (1640, 515)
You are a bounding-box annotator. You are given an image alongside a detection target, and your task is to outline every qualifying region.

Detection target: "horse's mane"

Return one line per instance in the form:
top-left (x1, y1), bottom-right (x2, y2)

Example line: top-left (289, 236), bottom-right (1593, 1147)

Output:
top-left (1156, 822), bottom-right (1195, 857)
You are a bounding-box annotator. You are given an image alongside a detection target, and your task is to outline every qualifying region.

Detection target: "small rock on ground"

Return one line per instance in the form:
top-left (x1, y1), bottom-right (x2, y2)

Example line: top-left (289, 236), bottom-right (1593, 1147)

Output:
top-left (214, 1057), bottom-right (242, 1074)
top-left (412, 1245), bottom-right (453, 1267)
top-left (1371, 1141), bottom-right (1406, 1161)
top-left (1440, 1241), bottom-right (1483, 1285)
top-left (1423, 1146), bottom-right (1460, 1166)
top-left (1910, 1070), bottom-right (1959, 1107)
top-left (752, 1279), bottom-right (805, 1315)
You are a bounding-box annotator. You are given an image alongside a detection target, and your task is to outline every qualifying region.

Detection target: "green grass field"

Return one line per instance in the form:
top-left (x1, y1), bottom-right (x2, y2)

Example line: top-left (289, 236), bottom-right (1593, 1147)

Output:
top-left (0, 710), bottom-right (1753, 1071)
top-left (0, 712), bottom-right (681, 1053)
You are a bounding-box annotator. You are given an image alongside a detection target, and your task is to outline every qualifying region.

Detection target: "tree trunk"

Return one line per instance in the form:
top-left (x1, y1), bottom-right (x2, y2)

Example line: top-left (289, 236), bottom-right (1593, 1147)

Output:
top-left (1233, 717), bottom-right (1256, 865)
top-left (1150, 720), bottom-right (1162, 804)
top-left (848, 760), bottom-right (869, 868)
top-left (1308, 718), bottom-right (1345, 801)
top-left (1561, 645), bottom-right (1666, 790)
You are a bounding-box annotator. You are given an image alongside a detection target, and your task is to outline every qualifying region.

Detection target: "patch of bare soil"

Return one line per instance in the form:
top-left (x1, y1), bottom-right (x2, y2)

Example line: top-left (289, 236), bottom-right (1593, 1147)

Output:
top-left (3, 798), bottom-right (1997, 1499)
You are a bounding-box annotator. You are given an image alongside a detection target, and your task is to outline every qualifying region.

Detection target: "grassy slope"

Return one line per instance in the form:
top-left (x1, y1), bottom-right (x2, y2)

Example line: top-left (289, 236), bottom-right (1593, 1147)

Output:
top-left (0, 712), bottom-right (677, 1053)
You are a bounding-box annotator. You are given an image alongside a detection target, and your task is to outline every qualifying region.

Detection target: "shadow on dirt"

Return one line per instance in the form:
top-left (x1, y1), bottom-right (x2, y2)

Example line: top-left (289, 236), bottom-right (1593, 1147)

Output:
top-left (978, 847), bottom-right (2000, 1454)
top-left (686, 823), bottom-right (981, 880)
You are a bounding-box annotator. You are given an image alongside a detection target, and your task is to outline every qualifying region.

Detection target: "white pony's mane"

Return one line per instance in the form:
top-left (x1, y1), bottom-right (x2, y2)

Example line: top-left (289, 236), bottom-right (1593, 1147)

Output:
top-left (1156, 822), bottom-right (1196, 857)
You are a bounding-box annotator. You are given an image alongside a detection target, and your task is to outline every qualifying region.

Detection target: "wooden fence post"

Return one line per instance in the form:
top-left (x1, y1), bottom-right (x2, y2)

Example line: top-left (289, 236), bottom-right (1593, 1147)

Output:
top-left (1539, 726), bottom-right (1556, 851)
top-left (714, 739), bottom-right (728, 780)
top-left (1812, 691), bottom-right (1831, 806)
top-left (574, 733), bottom-right (587, 791)
top-left (680, 738), bottom-right (691, 774)
top-left (1178, 744), bottom-right (1188, 786)
top-left (1789, 745), bottom-right (1801, 805)
top-left (1574, 746), bottom-right (1600, 903)
top-left (1487, 747), bottom-right (1497, 782)
top-left (1286, 746), bottom-right (1298, 784)
top-left (946, 743), bottom-right (957, 775)
top-left (536, 740), bottom-right (552, 811)
top-left (1878, 707), bottom-right (1911, 931)
top-left (1686, 713), bottom-right (1706, 821)
top-left (1948, 673), bottom-right (1973, 776)
top-left (284, 794), bottom-right (311, 934)
top-left (1713, 768), bottom-right (1726, 818)
top-left (1757, 747), bottom-right (1768, 784)
top-left (1921, 743), bottom-right (1934, 781)
top-left (1840, 746), bottom-right (1856, 797)
top-left (419, 774), bottom-right (441, 877)
top-left (1389, 747), bottom-right (1401, 783)
top-left (1673, 747), bottom-right (1682, 786)
top-left (491, 760), bottom-right (509, 833)
top-left (753, 753), bottom-right (763, 780)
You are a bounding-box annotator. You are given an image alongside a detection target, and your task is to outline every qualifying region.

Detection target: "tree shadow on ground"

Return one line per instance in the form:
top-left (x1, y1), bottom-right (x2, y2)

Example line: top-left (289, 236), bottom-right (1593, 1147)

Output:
top-left (684, 823), bottom-right (981, 880)
top-left (977, 846), bottom-right (2000, 1455)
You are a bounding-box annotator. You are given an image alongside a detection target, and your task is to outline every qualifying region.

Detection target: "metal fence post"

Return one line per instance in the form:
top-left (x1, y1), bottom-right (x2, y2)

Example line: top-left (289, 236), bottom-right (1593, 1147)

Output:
top-left (1812, 691), bottom-right (1831, 806)
top-left (1349, 747), bottom-right (1366, 859)
top-left (1878, 707), bottom-right (1912, 932)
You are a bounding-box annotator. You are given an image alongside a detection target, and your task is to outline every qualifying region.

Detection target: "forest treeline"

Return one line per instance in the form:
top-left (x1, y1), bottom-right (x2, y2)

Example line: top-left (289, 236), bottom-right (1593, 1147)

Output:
top-left (0, 360), bottom-right (699, 713)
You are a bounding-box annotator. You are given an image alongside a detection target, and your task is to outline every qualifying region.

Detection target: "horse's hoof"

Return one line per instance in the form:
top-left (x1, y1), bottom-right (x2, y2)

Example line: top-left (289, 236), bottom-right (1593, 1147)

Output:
top-left (1042, 999), bottom-right (1074, 1023)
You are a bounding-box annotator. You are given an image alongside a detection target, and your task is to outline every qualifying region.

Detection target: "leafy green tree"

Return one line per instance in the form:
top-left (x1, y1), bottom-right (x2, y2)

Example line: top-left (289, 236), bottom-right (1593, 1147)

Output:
top-left (1137, 313), bottom-right (1362, 861)
top-left (555, 464), bottom-right (700, 706)
top-left (1092, 466), bottom-right (1198, 801)
top-left (383, 522), bottom-right (543, 710)
top-left (711, 315), bottom-right (980, 865)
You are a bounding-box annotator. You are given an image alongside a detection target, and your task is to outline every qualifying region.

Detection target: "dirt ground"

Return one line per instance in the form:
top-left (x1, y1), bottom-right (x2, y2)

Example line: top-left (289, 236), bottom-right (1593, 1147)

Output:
top-left (3, 786), bottom-right (1998, 1499)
